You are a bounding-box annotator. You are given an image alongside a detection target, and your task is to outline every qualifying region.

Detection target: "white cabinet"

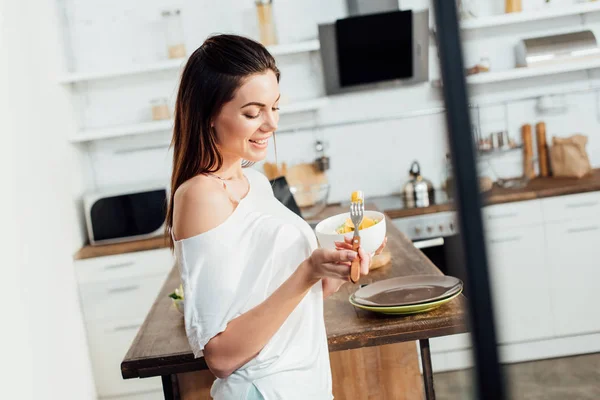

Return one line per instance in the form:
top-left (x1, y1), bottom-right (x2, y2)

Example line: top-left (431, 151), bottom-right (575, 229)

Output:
top-left (541, 191), bottom-right (600, 224)
top-left (75, 248), bottom-right (174, 285)
top-left (483, 200), bottom-right (545, 231)
top-left (486, 224), bottom-right (554, 343)
top-left (79, 273), bottom-right (167, 323)
top-left (87, 317), bottom-right (163, 397)
top-left (75, 248), bottom-right (174, 399)
top-left (545, 219), bottom-right (600, 336)
top-left (425, 193), bottom-right (600, 369)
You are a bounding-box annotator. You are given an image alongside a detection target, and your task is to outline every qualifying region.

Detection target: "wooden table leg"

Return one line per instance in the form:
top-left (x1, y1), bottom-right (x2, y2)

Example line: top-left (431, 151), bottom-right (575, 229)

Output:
top-left (419, 339), bottom-right (436, 400)
top-left (162, 374), bottom-right (180, 400)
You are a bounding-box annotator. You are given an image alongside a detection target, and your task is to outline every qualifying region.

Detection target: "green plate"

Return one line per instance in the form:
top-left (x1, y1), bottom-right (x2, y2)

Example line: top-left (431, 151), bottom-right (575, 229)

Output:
top-left (349, 289), bottom-right (462, 315)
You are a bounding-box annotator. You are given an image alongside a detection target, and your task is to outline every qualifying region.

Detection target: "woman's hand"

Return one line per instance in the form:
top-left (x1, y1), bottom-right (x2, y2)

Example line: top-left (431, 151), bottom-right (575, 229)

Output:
top-left (336, 236), bottom-right (388, 258)
top-left (322, 237), bottom-right (388, 298)
top-left (304, 248), bottom-right (366, 282)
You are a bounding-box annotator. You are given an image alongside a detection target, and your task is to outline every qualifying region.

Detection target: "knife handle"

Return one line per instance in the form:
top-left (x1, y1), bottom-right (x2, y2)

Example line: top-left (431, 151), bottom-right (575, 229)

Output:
top-left (350, 236), bottom-right (361, 283)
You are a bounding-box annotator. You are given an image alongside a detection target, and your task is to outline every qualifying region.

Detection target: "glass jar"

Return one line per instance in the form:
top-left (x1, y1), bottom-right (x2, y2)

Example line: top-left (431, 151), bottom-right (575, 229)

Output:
top-left (150, 98), bottom-right (170, 121)
top-left (161, 9), bottom-right (186, 59)
top-left (255, 0), bottom-right (277, 46)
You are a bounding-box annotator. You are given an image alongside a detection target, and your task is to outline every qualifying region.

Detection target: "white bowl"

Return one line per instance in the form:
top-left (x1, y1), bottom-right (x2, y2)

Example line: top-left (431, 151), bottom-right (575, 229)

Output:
top-left (314, 211), bottom-right (386, 255)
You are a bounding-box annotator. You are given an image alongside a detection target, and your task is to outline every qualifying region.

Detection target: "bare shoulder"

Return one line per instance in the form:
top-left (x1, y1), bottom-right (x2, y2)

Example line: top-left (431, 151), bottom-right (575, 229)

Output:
top-left (172, 175), bottom-right (235, 241)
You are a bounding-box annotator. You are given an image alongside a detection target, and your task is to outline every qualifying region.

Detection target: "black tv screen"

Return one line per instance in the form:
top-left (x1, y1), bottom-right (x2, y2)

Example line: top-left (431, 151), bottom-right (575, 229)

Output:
top-left (335, 10), bottom-right (413, 88)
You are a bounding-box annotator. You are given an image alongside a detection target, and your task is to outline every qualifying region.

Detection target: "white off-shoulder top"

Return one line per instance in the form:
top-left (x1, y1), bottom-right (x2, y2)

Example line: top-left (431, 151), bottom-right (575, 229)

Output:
top-left (173, 168), bottom-right (333, 400)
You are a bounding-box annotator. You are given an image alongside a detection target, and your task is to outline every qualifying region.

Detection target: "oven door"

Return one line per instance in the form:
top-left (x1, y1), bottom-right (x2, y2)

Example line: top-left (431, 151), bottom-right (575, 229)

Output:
top-left (413, 234), bottom-right (469, 297)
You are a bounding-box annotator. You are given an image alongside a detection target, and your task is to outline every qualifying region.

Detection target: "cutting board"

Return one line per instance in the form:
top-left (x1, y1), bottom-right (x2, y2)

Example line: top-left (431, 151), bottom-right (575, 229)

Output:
top-left (370, 249), bottom-right (391, 271)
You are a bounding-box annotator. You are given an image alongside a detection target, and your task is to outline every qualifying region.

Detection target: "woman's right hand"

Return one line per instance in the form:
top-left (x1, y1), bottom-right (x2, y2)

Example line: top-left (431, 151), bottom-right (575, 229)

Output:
top-left (304, 248), bottom-right (369, 281)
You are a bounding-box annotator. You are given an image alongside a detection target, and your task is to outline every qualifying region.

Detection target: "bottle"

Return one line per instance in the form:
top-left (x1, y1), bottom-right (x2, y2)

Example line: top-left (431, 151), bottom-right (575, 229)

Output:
top-left (255, 0), bottom-right (277, 46)
top-left (150, 98), bottom-right (170, 121)
top-left (161, 9), bottom-right (186, 59)
top-left (505, 0), bottom-right (522, 13)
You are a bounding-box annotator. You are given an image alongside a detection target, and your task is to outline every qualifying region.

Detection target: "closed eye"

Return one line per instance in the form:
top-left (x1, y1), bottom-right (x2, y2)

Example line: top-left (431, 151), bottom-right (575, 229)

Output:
top-left (244, 113), bottom-right (260, 119)
top-left (245, 107), bottom-right (279, 119)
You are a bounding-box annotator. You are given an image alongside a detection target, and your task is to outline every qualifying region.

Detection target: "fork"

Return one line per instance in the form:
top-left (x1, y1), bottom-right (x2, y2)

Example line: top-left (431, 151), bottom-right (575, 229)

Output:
top-left (349, 197), bottom-right (364, 283)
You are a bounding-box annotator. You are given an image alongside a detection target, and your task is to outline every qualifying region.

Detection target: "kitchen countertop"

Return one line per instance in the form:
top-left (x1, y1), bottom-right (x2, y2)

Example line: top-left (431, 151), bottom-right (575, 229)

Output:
top-left (383, 168), bottom-right (600, 219)
top-left (120, 204), bottom-right (468, 380)
top-left (75, 169), bottom-right (600, 259)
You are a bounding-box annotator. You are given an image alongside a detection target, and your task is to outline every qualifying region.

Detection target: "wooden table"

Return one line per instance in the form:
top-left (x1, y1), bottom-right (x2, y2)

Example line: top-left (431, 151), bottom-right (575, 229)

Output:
top-left (121, 205), bottom-right (469, 400)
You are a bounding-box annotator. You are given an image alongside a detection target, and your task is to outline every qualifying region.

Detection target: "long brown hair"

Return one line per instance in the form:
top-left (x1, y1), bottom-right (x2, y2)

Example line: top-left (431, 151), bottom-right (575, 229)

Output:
top-left (165, 34), bottom-right (280, 249)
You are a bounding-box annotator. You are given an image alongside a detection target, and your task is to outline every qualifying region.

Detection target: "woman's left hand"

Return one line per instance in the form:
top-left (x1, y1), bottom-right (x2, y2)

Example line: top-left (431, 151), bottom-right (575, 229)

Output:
top-left (322, 236), bottom-right (388, 299)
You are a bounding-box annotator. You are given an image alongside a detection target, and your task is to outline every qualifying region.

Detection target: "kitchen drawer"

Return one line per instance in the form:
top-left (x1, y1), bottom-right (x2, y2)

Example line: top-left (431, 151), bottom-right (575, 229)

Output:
top-left (79, 273), bottom-right (167, 323)
top-left (87, 318), bottom-right (162, 398)
top-left (482, 200), bottom-right (544, 231)
top-left (541, 191), bottom-right (600, 223)
top-left (75, 248), bottom-right (174, 285)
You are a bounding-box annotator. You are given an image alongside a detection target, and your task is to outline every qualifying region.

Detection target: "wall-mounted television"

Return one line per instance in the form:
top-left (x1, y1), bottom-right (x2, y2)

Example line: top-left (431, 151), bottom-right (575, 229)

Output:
top-left (318, 9), bottom-right (429, 96)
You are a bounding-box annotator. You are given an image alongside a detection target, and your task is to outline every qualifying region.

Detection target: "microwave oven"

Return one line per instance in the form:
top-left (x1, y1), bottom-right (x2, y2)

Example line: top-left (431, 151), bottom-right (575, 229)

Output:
top-left (83, 182), bottom-right (169, 246)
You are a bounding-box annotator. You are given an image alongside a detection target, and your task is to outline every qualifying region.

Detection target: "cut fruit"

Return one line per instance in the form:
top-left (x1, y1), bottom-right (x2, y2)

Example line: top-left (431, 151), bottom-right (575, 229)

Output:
top-left (336, 217), bottom-right (379, 234)
top-left (351, 190), bottom-right (364, 204)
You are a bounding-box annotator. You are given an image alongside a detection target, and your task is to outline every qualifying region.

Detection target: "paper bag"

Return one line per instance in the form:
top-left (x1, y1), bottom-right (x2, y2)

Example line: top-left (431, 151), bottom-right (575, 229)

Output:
top-left (549, 134), bottom-right (592, 178)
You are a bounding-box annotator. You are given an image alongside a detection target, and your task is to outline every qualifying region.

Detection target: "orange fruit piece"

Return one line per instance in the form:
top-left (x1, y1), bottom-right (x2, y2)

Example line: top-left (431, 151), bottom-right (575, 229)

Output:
top-left (351, 191), bottom-right (364, 204)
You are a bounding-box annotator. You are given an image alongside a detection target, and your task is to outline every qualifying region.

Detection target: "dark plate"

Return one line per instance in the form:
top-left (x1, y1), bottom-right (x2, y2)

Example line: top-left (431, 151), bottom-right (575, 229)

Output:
top-left (352, 275), bottom-right (463, 307)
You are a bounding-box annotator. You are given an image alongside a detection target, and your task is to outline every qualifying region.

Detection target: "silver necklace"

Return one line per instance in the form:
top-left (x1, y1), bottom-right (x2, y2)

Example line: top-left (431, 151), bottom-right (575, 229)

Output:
top-left (206, 172), bottom-right (245, 182)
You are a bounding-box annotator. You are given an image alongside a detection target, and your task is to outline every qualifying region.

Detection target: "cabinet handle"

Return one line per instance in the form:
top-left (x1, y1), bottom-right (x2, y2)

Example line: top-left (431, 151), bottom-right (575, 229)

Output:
top-left (104, 261), bottom-right (135, 270)
top-left (567, 226), bottom-right (599, 234)
top-left (487, 212), bottom-right (518, 220)
top-left (107, 285), bottom-right (140, 294)
top-left (113, 324), bottom-right (141, 332)
top-left (490, 236), bottom-right (521, 244)
top-left (566, 201), bottom-right (599, 209)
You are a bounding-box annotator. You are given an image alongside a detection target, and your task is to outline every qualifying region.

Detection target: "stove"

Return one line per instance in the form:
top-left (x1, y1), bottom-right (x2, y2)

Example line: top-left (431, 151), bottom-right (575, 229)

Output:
top-left (392, 211), bottom-right (458, 241)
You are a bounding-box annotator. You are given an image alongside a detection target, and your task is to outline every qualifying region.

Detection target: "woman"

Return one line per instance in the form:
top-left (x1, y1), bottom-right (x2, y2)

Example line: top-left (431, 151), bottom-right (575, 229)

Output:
top-left (166, 34), bottom-right (386, 400)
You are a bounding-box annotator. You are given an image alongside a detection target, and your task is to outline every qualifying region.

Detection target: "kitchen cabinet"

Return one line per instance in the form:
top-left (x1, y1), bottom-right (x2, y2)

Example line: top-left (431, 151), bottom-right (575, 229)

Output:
top-left (483, 200), bottom-right (545, 231)
top-left (542, 192), bottom-right (600, 337)
top-left (87, 317), bottom-right (162, 397)
top-left (545, 218), bottom-right (600, 336)
top-left (74, 248), bottom-right (174, 399)
top-left (396, 185), bottom-right (600, 371)
top-left (485, 224), bottom-right (554, 343)
top-left (540, 191), bottom-right (600, 224)
top-left (79, 273), bottom-right (168, 323)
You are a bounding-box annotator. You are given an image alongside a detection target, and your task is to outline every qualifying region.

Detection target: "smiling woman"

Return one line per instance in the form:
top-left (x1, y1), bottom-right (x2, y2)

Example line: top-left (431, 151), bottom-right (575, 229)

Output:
top-left (164, 34), bottom-right (384, 400)
top-left (212, 72), bottom-right (280, 161)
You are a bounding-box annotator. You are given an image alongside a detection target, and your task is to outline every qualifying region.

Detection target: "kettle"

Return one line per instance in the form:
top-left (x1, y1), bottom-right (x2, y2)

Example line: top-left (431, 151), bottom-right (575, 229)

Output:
top-left (402, 161), bottom-right (435, 208)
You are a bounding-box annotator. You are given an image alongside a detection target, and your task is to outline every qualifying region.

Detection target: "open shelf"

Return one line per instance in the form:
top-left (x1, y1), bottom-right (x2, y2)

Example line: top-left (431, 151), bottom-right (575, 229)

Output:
top-left (69, 97), bottom-right (328, 143)
top-left (58, 58), bottom-right (187, 84)
top-left (268, 39), bottom-right (320, 56)
top-left (432, 57), bottom-right (600, 86)
top-left (460, 2), bottom-right (600, 30)
top-left (69, 120), bottom-right (173, 143)
top-left (58, 40), bottom-right (320, 84)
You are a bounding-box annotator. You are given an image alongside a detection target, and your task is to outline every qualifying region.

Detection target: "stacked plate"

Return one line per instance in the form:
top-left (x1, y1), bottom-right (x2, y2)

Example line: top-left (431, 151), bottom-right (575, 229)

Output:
top-left (349, 275), bottom-right (463, 315)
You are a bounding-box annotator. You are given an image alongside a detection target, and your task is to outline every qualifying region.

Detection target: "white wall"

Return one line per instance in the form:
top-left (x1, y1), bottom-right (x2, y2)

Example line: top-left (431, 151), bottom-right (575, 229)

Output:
top-left (1, 0), bottom-right (96, 399)
top-left (56, 0), bottom-right (600, 210)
